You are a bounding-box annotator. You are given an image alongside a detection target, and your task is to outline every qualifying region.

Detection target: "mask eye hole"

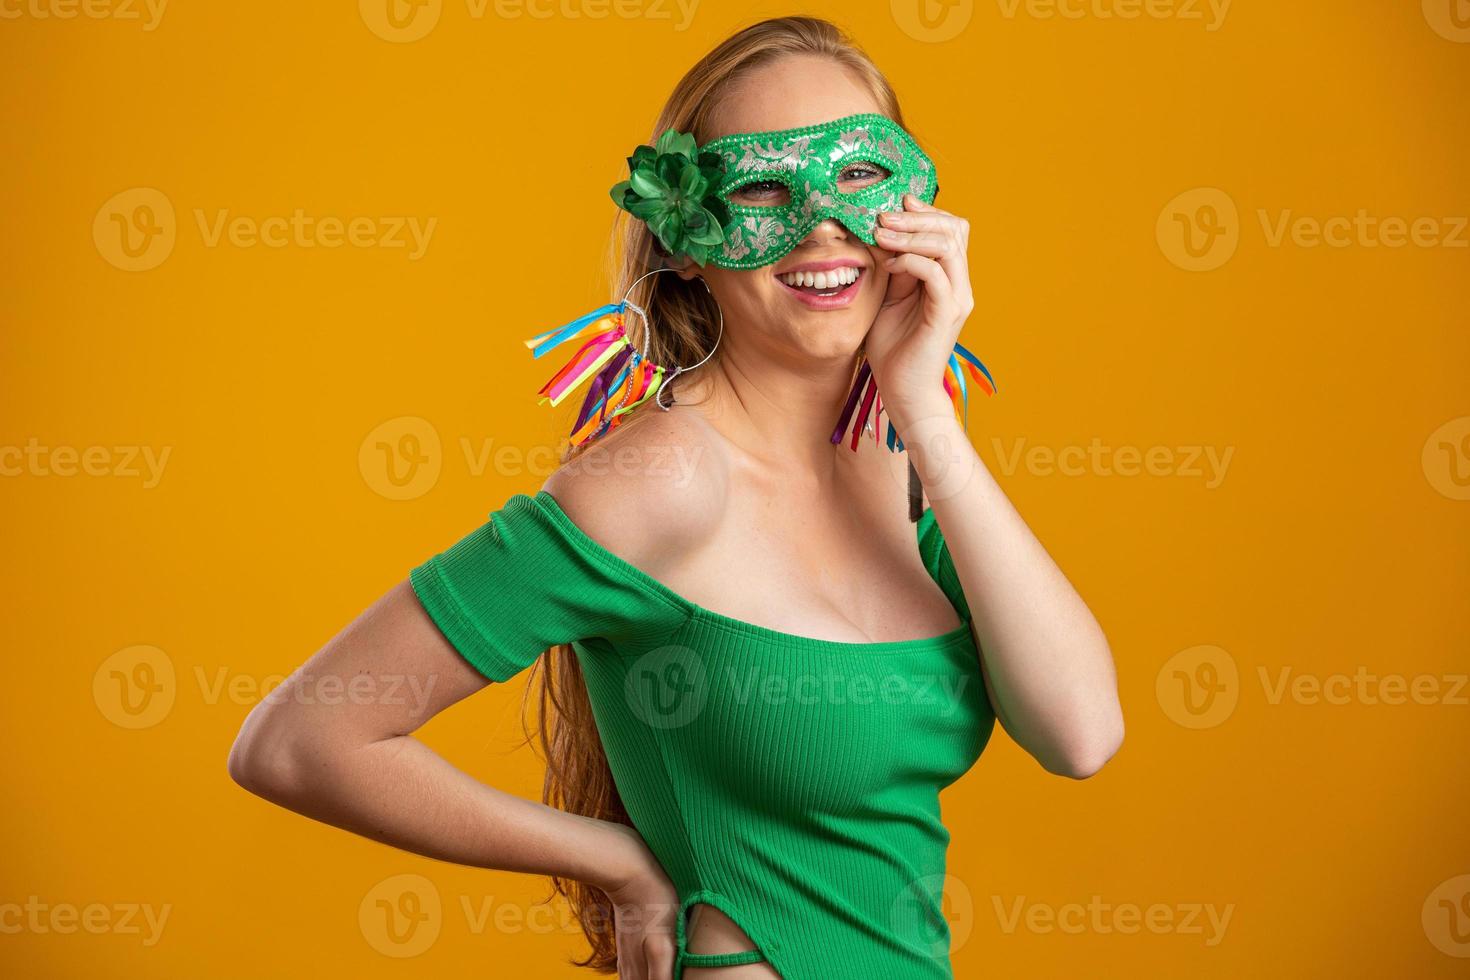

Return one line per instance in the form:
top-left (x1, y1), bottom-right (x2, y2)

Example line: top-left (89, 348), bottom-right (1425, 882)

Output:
top-left (837, 161), bottom-right (892, 192)
top-left (728, 179), bottom-right (791, 207)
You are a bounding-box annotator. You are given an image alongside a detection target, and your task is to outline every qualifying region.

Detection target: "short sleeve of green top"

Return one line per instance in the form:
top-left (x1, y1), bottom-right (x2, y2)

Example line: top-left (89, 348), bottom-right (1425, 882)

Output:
top-left (409, 491), bottom-right (995, 980)
top-left (408, 492), bottom-right (688, 682)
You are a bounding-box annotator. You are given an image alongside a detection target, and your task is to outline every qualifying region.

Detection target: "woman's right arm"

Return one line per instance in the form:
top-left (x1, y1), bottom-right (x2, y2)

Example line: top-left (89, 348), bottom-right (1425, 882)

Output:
top-left (227, 579), bottom-right (680, 978)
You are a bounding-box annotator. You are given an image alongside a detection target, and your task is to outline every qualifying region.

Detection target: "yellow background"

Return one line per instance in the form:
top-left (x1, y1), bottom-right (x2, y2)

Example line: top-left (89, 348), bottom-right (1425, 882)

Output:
top-left (3, 1), bottom-right (1468, 977)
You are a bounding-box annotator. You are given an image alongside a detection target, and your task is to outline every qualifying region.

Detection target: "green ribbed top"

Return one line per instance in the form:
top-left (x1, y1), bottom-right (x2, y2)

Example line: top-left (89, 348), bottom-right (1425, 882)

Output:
top-left (409, 491), bottom-right (995, 979)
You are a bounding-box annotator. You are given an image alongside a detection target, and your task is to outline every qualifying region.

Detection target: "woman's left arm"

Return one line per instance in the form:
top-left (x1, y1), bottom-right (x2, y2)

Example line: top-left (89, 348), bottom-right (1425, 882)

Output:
top-left (868, 195), bottom-right (1124, 780)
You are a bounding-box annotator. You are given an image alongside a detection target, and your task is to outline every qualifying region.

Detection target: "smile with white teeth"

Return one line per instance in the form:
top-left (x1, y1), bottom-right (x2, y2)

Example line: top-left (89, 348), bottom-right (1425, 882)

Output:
top-left (776, 266), bottom-right (862, 292)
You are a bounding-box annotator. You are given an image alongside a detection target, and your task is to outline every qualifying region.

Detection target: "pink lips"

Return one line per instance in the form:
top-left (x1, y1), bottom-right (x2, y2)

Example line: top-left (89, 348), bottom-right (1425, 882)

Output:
top-left (774, 258), bottom-right (866, 310)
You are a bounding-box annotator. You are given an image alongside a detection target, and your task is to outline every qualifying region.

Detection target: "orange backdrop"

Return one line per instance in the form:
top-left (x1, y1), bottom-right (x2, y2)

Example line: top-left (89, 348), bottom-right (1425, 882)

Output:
top-left (3, 1), bottom-right (1468, 977)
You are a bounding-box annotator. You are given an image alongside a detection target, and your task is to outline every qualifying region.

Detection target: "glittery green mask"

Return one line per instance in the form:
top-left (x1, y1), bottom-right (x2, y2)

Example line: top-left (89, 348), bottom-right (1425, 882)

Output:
top-left (698, 112), bottom-right (938, 270)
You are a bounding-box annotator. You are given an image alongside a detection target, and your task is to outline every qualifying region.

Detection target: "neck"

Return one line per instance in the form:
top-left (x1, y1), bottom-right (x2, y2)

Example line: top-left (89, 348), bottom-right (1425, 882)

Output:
top-left (683, 331), bottom-right (862, 478)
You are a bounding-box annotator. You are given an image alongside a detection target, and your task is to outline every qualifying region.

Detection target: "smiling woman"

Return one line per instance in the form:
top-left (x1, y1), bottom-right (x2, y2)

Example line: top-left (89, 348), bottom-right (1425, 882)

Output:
top-left (228, 13), bottom-right (1122, 980)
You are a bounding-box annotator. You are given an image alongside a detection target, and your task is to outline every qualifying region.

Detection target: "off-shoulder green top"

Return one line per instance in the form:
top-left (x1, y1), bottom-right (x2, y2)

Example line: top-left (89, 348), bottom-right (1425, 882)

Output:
top-left (410, 491), bottom-right (995, 979)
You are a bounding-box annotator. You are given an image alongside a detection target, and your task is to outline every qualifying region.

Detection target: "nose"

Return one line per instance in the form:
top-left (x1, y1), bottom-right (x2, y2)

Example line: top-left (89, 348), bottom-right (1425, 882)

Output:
top-left (796, 218), bottom-right (851, 249)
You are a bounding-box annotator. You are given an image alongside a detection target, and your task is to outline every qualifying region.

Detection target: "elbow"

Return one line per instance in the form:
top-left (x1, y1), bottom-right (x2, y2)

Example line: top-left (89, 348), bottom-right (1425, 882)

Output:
top-left (227, 703), bottom-right (311, 803)
top-left (1047, 716), bottom-right (1124, 781)
top-left (1047, 636), bottom-right (1123, 780)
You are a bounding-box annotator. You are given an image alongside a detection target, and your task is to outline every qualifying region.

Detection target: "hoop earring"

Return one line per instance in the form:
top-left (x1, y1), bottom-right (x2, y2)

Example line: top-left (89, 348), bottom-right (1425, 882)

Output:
top-left (522, 267), bottom-right (724, 448)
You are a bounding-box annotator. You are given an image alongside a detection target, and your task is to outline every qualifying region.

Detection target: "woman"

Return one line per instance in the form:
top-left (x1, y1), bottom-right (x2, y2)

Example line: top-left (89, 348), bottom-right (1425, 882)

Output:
top-left (229, 16), bottom-right (1123, 980)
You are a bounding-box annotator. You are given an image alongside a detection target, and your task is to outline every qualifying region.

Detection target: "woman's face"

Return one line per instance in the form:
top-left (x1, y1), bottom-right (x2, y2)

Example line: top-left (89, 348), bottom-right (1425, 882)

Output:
top-left (687, 55), bottom-right (892, 362)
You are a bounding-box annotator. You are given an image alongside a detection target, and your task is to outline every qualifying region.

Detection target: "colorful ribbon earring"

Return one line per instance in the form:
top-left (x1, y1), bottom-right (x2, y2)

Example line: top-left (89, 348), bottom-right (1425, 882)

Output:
top-left (522, 268), bottom-right (724, 448)
top-left (829, 343), bottom-right (998, 521)
top-left (829, 343), bottom-right (996, 453)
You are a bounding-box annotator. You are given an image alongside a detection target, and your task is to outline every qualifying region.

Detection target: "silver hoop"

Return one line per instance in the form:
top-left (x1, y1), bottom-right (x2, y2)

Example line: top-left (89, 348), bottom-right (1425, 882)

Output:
top-left (616, 267), bottom-right (724, 411)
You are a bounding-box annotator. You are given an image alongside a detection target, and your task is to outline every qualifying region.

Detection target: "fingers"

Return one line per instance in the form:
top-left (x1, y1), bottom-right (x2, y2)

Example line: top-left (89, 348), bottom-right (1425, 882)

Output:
top-left (882, 253), bottom-right (964, 326)
top-left (874, 197), bottom-right (973, 315)
top-left (616, 900), bottom-right (677, 980)
top-left (645, 933), bottom-right (676, 980)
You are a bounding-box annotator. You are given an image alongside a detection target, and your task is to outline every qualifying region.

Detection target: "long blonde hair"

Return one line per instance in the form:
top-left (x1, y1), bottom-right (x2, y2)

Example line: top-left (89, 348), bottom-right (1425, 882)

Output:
top-left (523, 15), bottom-right (910, 972)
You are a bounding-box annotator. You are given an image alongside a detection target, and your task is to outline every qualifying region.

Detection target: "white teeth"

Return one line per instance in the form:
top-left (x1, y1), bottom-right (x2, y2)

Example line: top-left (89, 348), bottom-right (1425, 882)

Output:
top-left (777, 266), bottom-right (860, 289)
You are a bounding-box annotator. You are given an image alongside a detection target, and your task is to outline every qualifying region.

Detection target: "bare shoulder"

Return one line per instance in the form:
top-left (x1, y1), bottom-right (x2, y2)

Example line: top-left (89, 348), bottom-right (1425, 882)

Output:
top-left (540, 406), bottom-right (729, 570)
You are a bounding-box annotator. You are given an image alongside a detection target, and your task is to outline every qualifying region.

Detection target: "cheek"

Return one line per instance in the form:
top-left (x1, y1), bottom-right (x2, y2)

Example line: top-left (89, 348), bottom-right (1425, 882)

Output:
top-left (707, 269), bottom-right (778, 317)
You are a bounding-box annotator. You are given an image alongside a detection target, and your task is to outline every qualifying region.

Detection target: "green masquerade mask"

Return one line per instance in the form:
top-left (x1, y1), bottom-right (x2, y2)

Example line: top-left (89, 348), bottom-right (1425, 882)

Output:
top-left (611, 112), bottom-right (938, 270)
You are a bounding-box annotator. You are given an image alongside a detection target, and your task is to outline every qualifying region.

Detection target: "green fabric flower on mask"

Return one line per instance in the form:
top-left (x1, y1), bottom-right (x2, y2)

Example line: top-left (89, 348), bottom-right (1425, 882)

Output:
top-left (609, 128), bottom-right (729, 267)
